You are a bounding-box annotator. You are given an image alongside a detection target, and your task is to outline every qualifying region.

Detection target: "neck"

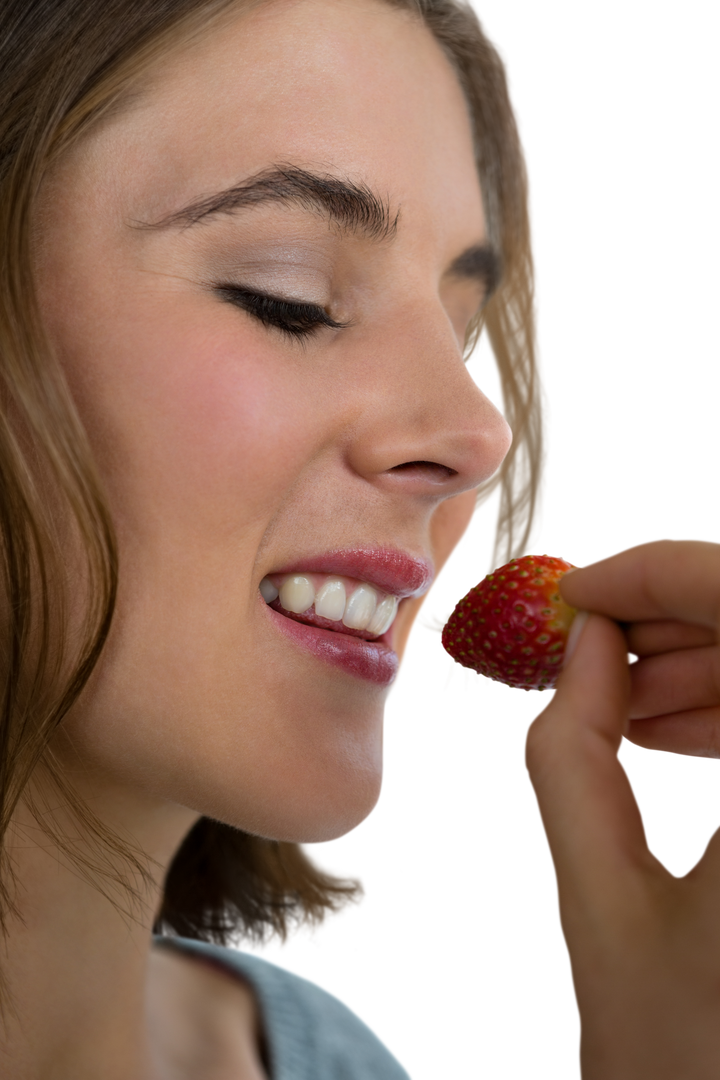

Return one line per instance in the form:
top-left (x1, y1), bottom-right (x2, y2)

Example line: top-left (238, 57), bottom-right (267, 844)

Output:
top-left (0, 773), bottom-right (197, 1079)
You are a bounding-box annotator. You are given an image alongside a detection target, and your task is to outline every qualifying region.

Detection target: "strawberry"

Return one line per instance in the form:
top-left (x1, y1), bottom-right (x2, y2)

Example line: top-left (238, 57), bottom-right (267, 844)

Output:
top-left (442, 554), bottom-right (577, 690)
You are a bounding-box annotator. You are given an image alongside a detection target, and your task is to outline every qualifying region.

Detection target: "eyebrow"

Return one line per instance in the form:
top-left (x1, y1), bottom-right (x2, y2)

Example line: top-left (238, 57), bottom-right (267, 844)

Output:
top-left (138, 163), bottom-right (501, 296)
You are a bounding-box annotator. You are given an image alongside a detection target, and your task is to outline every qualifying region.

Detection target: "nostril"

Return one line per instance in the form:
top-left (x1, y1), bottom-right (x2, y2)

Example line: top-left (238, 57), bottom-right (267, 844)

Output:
top-left (395, 460), bottom-right (455, 477)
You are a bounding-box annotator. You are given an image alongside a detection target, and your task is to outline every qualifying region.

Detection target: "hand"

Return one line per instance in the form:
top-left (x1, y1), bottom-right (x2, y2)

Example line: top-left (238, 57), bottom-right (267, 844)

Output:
top-left (526, 540), bottom-right (720, 1079)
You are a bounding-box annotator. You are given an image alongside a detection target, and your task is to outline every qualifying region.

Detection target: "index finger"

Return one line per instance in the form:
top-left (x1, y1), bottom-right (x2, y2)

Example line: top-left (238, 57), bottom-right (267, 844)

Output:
top-left (560, 540), bottom-right (720, 630)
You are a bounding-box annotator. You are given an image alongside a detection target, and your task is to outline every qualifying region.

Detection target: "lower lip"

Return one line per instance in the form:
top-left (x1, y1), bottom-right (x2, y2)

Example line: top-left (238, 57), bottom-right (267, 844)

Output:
top-left (266, 606), bottom-right (399, 686)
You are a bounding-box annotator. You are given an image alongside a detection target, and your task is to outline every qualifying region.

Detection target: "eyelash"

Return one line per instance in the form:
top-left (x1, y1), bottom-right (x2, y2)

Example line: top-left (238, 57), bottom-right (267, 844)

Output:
top-left (215, 284), bottom-right (348, 341)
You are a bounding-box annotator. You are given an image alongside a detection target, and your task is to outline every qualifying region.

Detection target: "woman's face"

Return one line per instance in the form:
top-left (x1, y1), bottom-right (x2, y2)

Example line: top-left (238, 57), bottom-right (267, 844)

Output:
top-left (35, 0), bottom-right (510, 842)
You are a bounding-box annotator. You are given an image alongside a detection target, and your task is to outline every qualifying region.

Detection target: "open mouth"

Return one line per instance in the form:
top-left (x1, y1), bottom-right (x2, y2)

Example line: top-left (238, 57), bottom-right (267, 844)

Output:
top-left (264, 600), bottom-right (388, 639)
top-left (259, 572), bottom-right (400, 640)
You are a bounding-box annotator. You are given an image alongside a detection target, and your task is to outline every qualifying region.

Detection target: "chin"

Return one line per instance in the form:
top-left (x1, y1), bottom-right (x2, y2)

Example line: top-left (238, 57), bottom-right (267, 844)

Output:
top-left (216, 785), bottom-right (383, 845)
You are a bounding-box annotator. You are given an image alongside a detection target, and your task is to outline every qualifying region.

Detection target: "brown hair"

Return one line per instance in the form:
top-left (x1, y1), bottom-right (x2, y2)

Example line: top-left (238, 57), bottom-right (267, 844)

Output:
top-left (0, 0), bottom-right (540, 945)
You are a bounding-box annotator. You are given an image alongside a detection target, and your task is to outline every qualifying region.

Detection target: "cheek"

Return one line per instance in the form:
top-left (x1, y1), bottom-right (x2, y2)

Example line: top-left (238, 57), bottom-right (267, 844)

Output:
top-left (51, 286), bottom-right (319, 542)
top-left (118, 332), bottom-right (296, 528)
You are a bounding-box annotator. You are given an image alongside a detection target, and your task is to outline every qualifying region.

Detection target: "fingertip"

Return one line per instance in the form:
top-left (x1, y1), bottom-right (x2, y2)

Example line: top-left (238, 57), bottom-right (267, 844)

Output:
top-left (563, 609), bottom-right (590, 668)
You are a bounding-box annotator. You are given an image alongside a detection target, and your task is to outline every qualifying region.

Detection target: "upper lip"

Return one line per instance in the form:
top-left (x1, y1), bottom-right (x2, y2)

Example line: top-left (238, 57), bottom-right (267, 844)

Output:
top-left (268, 547), bottom-right (434, 599)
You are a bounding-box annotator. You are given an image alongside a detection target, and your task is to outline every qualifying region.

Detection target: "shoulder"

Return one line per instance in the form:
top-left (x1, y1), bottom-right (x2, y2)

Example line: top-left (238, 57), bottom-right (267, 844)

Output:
top-left (155, 933), bottom-right (418, 1075)
top-left (148, 942), bottom-right (266, 1078)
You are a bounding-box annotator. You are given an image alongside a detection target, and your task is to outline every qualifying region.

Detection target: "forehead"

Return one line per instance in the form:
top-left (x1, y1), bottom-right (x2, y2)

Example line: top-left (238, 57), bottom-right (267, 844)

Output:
top-left (80, 0), bottom-right (484, 240)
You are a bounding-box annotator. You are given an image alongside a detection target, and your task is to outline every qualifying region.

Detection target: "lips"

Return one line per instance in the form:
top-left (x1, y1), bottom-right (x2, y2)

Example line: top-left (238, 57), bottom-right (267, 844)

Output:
top-left (269, 548), bottom-right (433, 598)
top-left (267, 608), bottom-right (400, 685)
top-left (259, 544), bottom-right (433, 686)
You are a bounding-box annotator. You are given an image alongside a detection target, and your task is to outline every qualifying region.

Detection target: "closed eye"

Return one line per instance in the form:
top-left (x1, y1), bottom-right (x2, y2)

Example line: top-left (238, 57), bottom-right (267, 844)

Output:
top-left (215, 284), bottom-right (349, 341)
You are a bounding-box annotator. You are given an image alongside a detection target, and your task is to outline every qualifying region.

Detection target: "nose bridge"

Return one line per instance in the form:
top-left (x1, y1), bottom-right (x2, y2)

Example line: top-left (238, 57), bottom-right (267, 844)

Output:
top-left (346, 304), bottom-right (512, 491)
top-left (388, 291), bottom-right (507, 429)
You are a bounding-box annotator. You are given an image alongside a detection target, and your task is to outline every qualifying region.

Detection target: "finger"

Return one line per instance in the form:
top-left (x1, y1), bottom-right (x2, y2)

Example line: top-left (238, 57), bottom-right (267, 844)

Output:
top-left (629, 646), bottom-right (720, 719)
top-left (625, 619), bottom-right (716, 658)
top-left (560, 540), bottom-right (720, 631)
top-left (626, 707), bottom-right (720, 757)
top-left (527, 614), bottom-right (661, 905)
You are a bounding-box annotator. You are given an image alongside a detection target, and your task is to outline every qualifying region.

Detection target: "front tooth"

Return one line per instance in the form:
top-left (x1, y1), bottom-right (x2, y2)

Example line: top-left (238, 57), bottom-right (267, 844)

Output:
top-left (279, 575), bottom-right (315, 614)
top-left (367, 594), bottom-right (399, 636)
top-left (314, 579), bottom-right (346, 621)
top-left (343, 584), bottom-right (378, 630)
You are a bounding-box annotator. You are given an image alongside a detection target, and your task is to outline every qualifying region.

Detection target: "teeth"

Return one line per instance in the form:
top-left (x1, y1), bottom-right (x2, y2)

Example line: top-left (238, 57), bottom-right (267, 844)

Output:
top-left (342, 584), bottom-right (378, 630)
top-left (314, 578), bottom-right (347, 621)
top-left (367, 594), bottom-right (399, 636)
top-left (259, 577), bottom-right (279, 603)
top-left (262, 572), bottom-right (401, 636)
top-left (279, 575), bottom-right (315, 614)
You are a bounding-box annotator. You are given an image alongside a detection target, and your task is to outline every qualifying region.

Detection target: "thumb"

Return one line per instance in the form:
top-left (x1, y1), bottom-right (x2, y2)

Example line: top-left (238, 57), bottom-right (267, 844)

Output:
top-left (527, 613), bottom-right (655, 903)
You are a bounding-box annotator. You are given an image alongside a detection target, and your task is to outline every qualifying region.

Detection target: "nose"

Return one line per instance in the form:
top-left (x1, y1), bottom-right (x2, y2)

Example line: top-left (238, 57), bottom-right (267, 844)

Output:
top-left (345, 306), bottom-right (512, 499)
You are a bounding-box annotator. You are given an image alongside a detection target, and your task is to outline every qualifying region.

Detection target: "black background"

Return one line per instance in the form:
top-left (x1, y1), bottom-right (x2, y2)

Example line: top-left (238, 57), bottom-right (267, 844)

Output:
top-left (267, 6), bottom-right (716, 1071)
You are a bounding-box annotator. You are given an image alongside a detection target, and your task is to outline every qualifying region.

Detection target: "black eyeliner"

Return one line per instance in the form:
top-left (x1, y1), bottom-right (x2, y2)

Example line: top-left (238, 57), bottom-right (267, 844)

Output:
top-left (215, 284), bottom-right (348, 340)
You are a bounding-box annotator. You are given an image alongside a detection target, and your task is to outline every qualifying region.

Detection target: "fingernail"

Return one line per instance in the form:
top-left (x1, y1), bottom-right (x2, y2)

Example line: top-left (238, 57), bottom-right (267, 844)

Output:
top-left (563, 610), bottom-right (590, 667)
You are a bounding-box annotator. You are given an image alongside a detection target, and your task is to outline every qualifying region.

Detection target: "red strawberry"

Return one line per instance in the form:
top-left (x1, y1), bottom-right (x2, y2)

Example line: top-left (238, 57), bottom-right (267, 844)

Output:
top-left (442, 554), bottom-right (577, 690)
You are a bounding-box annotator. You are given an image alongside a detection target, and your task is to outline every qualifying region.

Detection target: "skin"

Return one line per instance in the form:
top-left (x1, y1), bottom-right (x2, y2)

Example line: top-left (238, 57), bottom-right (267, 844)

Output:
top-left (529, 540), bottom-right (720, 1077)
top-left (6, 1), bottom-right (510, 1077)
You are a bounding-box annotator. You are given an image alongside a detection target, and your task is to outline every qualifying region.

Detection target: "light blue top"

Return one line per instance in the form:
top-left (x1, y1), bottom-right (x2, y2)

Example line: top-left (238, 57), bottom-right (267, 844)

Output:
top-left (158, 936), bottom-right (411, 1080)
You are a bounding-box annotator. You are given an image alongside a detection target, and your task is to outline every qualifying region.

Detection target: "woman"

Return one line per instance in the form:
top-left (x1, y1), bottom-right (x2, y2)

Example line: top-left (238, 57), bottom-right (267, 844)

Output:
top-left (0, 2), bottom-right (534, 1075)
top-left (1, 0), bottom-right (719, 1077)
